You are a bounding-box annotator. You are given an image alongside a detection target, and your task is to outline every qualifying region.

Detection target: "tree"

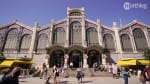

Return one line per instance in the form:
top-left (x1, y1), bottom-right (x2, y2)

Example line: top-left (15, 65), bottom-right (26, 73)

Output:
top-left (144, 49), bottom-right (150, 66)
top-left (0, 51), bottom-right (5, 61)
top-left (144, 49), bottom-right (150, 60)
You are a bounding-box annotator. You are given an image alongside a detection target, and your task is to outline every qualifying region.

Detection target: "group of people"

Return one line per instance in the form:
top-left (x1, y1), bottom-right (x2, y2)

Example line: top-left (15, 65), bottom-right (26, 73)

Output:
top-left (113, 66), bottom-right (150, 84)
top-left (40, 63), bottom-right (63, 84)
top-left (40, 62), bottom-right (85, 84)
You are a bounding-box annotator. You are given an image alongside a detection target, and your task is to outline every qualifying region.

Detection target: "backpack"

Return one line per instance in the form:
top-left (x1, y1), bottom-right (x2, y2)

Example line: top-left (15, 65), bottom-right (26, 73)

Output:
top-left (76, 71), bottom-right (81, 78)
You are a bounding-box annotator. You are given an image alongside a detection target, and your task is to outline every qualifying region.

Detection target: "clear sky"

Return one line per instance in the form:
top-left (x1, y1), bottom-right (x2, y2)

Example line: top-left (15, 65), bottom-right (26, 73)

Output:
top-left (0, 0), bottom-right (150, 27)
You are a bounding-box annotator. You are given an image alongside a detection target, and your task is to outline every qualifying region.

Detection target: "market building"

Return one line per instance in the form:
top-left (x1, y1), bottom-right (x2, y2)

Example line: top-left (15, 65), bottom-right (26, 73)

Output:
top-left (0, 7), bottom-right (150, 68)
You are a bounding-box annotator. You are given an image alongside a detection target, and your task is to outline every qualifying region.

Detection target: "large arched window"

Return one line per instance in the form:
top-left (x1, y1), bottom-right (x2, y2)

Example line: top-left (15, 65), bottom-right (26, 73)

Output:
top-left (133, 28), bottom-right (148, 52)
top-left (86, 28), bottom-right (98, 46)
top-left (19, 34), bottom-right (31, 52)
top-left (103, 34), bottom-right (115, 52)
top-left (121, 34), bottom-right (133, 52)
top-left (36, 33), bottom-right (48, 52)
top-left (4, 29), bottom-right (18, 52)
top-left (53, 27), bottom-right (65, 46)
top-left (69, 21), bottom-right (82, 45)
top-left (69, 12), bottom-right (82, 16)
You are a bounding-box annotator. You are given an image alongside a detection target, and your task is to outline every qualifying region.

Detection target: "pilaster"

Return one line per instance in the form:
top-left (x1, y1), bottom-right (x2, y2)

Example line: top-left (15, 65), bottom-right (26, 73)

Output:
top-left (113, 22), bottom-right (122, 53)
top-left (129, 27), bottom-right (137, 52)
top-left (65, 17), bottom-right (69, 47)
top-left (49, 19), bottom-right (54, 46)
top-left (29, 21), bottom-right (38, 59)
top-left (97, 19), bottom-right (102, 46)
top-left (82, 17), bottom-right (86, 47)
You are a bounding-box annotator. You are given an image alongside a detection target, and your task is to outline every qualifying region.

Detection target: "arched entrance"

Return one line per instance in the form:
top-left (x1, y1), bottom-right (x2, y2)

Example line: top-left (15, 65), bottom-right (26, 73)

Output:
top-left (49, 50), bottom-right (64, 67)
top-left (87, 50), bottom-right (101, 68)
top-left (69, 50), bottom-right (83, 68)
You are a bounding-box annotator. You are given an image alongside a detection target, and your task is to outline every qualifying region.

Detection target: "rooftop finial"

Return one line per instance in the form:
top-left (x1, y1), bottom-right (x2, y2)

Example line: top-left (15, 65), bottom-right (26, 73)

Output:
top-left (51, 19), bottom-right (54, 23)
top-left (133, 19), bottom-right (138, 22)
top-left (34, 21), bottom-right (38, 27)
top-left (120, 18), bottom-right (122, 27)
top-left (97, 19), bottom-right (100, 24)
top-left (113, 21), bottom-right (117, 27)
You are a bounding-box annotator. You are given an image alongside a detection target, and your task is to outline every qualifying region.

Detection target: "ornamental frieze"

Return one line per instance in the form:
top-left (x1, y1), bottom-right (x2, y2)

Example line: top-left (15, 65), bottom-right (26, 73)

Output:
top-left (8, 24), bottom-right (20, 30)
top-left (147, 28), bottom-right (150, 34)
top-left (102, 27), bottom-right (114, 35)
top-left (0, 28), bottom-right (7, 35)
top-left (38, 28), bottom-right (50, 35)
top-left (131, 23), bottom-right (144, 30)
top-left (54, 21), bottom-right (67, 29)
top-left (85, 21), bottom-right (97, 29)
top-left (22, 28), bottom-right (33, 35)
top-left (119, 28), bottom-right (130, 35)
top-left (69, 18), bottom-right (82, 23)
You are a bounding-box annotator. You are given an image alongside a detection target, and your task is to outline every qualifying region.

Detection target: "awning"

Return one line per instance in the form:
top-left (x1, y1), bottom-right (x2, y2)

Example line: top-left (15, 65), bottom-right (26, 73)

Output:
top-left (0, 60), bottom-right (14, 68)
top-left (117, 59), bottom-right (150, 66)
top-left (0, 59), bottom-right (34, 68)
top-left (138, 59), bottom-right (150, 65)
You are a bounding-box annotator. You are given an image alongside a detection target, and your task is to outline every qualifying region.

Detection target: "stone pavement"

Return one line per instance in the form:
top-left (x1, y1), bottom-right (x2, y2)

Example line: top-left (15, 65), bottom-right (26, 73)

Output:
top-left (19, 76), bottom-right (141, 84)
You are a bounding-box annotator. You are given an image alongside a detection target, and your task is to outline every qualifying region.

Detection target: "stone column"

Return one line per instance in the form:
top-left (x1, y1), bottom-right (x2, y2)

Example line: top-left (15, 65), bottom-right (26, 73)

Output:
top-left (102, 54), bottom-right (107, 65)
top-left (83, 54), bottom-right (88, 68)
top-left (64, 54), bottom-right (69, 69)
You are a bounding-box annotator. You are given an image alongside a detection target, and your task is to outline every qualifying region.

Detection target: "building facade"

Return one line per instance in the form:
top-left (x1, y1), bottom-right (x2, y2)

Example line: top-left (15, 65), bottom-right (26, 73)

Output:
top-left (0, 7), bottom-right (150, 68)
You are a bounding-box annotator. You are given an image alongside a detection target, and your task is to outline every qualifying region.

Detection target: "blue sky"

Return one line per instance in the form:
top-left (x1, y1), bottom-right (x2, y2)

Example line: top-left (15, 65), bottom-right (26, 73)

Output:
top-left (0, 0), bottom-right (150, 27)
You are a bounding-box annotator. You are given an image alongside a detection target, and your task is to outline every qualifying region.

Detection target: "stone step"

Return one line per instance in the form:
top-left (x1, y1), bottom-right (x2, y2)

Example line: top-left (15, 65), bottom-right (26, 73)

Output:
top-left (64, 68), bottom-right (112, 77)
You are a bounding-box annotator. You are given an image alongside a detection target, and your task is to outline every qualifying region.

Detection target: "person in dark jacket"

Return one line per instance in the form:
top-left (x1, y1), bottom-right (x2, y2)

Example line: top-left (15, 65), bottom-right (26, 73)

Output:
top-left (0, 67), bottom-right (21, 84)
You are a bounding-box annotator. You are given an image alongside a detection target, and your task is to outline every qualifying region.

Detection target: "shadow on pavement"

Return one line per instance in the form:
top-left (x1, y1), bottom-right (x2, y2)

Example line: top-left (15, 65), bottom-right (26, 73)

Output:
top-left (58, 81), bottom-right (69, 84)
top-left (82, 80), bottom-right (92, 83)
top-left (19, 80), bottom-right (28, 82)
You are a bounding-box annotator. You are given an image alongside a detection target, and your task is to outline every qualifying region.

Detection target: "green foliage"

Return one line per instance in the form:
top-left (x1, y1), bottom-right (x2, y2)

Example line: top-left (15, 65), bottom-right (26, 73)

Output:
top-left (0, 51), bottom-right (5, 59)
top-left (144, 49), bottom-right (150, 60)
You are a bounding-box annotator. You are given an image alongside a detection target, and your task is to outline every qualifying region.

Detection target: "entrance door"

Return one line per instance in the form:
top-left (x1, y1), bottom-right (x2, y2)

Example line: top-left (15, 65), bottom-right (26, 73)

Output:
top-left (87, 50), bottom-right (101, 68)
top-left (50, 50), bottom-right (64, 67)
top-left (69, 50), bottom-right (83, 68)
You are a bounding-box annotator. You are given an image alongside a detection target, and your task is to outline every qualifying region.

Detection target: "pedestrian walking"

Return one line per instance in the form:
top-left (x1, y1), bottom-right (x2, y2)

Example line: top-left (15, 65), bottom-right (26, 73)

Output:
top-left (42, 63), bottom-right (48, 80)
top-left (76, 68), bottom-right (84, 83)
top-left (52, 65), bottom-right (59, 84)
top-left (112, 64), bottom-right (118, 79)
top-left (142, 66), bottom-right (150, 84)
top-left (122, 67), bottom-right (129, 84)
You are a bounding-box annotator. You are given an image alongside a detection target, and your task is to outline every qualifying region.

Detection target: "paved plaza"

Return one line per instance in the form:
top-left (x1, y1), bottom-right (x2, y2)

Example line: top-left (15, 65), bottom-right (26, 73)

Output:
top-left (19, 76), bottom-right (141, 84)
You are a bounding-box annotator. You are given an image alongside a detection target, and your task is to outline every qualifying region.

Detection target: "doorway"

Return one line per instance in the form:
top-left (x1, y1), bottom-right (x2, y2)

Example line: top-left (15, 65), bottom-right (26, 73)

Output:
top-left (49, 50), bottom-right (64, 68)
top-left (87, 50), bottom-right (101, 68)
top-left (69, 50), bottom-right (83, 68)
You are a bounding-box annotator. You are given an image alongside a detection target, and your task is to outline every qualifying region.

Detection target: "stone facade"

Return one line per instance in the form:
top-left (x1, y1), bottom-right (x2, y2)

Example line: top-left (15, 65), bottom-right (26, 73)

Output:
top-left (0, 7), bottom-right (150, 68)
